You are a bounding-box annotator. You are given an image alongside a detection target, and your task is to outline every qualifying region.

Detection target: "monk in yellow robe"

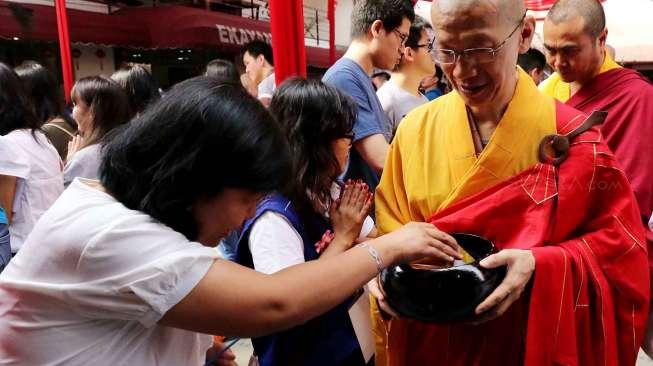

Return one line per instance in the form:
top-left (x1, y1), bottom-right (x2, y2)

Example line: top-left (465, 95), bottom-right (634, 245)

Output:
top-left (369, 0), bottom-right (649, 365)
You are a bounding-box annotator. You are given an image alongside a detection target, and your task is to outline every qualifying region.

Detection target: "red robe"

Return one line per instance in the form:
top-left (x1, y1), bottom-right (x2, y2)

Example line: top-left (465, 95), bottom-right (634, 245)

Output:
top-left (566, 68), bottom-right (653, 255)
top-left (395, 104), bottom-right (649, 365)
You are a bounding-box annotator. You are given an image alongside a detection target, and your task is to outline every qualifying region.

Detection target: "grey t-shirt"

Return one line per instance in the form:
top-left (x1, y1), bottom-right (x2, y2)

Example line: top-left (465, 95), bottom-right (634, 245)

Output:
top-left (322, 58), bottom-right (391, 192)
top-left (258, 72), bottom-right (276, 100)
top-left (63, 144), bottom-right (102, 187)
top-left (377, 79), bottom-right (429, 137)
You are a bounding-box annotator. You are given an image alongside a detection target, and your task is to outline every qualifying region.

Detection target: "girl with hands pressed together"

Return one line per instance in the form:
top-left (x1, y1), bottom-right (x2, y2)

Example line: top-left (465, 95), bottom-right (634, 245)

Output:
top-left (235, 79), bottom-right (461, 366)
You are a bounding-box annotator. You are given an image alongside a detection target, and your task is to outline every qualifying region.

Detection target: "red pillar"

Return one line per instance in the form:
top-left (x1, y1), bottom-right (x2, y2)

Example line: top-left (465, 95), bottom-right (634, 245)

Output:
top-left (54, 0), bottom-right (74, 103)
top-left (269, 0), bottom-right (306, 85)
top-left (328, 0), bottom-right (336, 65)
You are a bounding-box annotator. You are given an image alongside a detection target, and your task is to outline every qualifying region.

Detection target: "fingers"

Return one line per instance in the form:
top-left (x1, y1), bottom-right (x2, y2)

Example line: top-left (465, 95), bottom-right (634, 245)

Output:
top-left (421, 228), bottom-right (461, 260)
top-left (217, 348), bottom-right (236, 361)
top-left (479, 251), bottom-right (509, 269)
top-left (338, 180), bottom-right (372, 220)
top-left (472, 290), bottom-right (520, 324)
top-left (341, 180), bottom-right (354, 206)
top-left (424, 244), bottom-right (459, 263)
top-left (424, 225), bottom-right (460, 253)
top-left (367, 277), bottom-right (399, 318)
top-left (475, 252), bottom-right (532, 315)
top-left (361, 192), bottom-right (373, 217)
top-left (475, 281), bottom-right (514, 315)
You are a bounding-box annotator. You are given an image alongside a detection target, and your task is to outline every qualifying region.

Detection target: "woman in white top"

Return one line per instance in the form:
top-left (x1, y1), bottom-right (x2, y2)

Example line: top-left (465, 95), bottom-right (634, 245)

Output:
top-left (64, 76), bottom-right (131, 186)
top-left (0, 63), bottom-right (63, 255)
top-left (0, 77), bottom-right (461, 366)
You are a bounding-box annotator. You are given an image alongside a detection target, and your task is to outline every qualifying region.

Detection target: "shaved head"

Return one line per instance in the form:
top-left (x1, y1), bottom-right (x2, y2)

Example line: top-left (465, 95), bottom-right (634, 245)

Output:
top-left (433, 0), bottom-right (525, 28)
top-left (547, 0), bottom-right (606, 38)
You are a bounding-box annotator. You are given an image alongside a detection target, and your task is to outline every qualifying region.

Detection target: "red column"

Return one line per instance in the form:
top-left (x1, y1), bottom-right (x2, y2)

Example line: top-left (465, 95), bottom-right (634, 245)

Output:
top-left (54, 0), bottom-right (74, 103)
top-left (328, 0), bottom-right (336, 65)
top-left (269, 0), bottom-right (306, 85)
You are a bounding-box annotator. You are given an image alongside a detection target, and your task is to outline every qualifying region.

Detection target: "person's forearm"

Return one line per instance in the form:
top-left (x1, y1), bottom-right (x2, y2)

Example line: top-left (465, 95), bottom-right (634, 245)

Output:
top-left (355, 135), bottom-right (389, 174)
top-left (319, 234), bottom-right (354, 259)
top-left (162, 235), bottom-right (399, 338)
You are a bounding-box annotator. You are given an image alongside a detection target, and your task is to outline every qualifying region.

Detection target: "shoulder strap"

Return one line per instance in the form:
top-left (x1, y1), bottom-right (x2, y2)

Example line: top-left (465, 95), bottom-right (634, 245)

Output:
top-left (539, 104), bottom-right (607, 166)
top-left (43, 122), bottom-right (75, 138)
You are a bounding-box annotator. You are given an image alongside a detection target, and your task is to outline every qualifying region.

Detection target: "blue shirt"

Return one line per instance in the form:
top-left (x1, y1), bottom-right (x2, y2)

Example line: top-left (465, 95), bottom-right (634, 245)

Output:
top-left (0, 208), bottom-right (7, 225)
top-left (323, 58), bottom-right (391, 192)
top-left (425, 87), bottom-right (444, 101)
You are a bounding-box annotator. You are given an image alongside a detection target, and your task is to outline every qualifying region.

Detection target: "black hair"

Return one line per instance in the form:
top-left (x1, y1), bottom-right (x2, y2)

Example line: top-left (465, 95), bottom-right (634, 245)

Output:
top-left (405, 15), bottom-right (431, 49)
top-left (548, 0), bottom-right (606, 38)
top-left (71, 76), bottom-right (131, 147)
top-left (204, 59), bottom-right (240, 84)
top-left (351, 0), bottom-right (415, 39)
top-left (435, 64), bottom-right (443, 79)
top-left (518, 48), bottom-right (547, 73)
top-left (0, 62), bottom-right (40, 136)
top-left (243, 40), bottom-right (274, 66)
top-left (269, 78), bottom-right (356, 216)
top-left (111, 64), bottom-right (160, 116)
top-left (14, 61), bottom-right (76, 129)
top-left (100, 77), bottom-right (291, 241)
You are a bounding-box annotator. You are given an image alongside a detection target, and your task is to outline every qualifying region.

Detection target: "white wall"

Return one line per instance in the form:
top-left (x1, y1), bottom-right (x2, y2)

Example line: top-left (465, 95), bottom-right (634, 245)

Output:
top-left (334, 0), bottom-right (353, 47)
top-left (71, 44), bottom-right (115, 80)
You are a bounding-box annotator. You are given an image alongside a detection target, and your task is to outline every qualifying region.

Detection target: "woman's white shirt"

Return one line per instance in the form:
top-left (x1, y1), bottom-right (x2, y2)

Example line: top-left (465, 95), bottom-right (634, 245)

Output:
top-left (248, 184), bottom-right (375, 275)
top-left (0, 129), bottom-right (63, 252)
top-left (0, 179), bottom-right (220, 365)
top-left (63, 143), bottom-right (102, 187)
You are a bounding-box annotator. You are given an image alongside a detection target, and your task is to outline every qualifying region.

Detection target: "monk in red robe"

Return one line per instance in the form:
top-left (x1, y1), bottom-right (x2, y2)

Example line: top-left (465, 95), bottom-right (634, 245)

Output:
top-left (369, 0), bottom-right (650, 365)
top-left (541, 0), bottom-right (653, 269)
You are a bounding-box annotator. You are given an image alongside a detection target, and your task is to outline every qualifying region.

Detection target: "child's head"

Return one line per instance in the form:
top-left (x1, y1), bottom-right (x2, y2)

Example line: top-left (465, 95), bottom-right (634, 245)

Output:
top-left (71, 76), bottom-right (131, 145)
top-left (270, 78), bottom-right (356, 209)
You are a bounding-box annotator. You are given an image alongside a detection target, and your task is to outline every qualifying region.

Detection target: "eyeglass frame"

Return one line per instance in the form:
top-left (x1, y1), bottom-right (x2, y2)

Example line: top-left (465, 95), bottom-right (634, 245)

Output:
top-left (391, 28), bottom-right (409, 45)
top-left (429, 11), bottom-right (527, 65)
top-left (413, 42), bottom-right (434, 52)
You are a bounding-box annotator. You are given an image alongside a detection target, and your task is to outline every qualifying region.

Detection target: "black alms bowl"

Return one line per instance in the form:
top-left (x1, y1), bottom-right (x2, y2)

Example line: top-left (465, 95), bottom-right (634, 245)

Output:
top-left (380, 233), bottom-right (506, 323)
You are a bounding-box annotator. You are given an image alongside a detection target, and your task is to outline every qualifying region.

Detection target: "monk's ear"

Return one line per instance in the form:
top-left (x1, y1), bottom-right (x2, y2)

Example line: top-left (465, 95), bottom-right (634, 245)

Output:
top-left (597, 28), bottom-right (608, 48)
top-left (518, 15), bottom-right (536, 54)
top-left (370, 20), bottom-right (385, 40)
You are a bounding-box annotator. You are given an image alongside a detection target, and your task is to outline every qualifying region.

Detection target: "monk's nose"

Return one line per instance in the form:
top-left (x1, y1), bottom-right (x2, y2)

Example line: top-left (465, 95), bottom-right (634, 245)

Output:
top-left (451, 57), bottom-right (477, 81)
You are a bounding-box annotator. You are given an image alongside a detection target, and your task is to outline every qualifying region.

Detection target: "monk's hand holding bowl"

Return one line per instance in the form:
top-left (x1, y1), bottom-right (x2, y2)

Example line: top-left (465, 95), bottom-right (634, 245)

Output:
top-left (473, 249), bottom-right (535, 324)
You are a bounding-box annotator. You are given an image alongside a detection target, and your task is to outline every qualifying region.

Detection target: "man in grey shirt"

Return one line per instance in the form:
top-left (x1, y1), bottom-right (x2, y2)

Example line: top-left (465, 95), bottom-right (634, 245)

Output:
top-left (377, 15), bottom-right (435, 137)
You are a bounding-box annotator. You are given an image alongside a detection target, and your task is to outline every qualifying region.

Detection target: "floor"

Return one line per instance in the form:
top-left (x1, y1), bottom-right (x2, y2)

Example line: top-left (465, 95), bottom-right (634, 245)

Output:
top-left (232, 339), bottom-right (653, 365)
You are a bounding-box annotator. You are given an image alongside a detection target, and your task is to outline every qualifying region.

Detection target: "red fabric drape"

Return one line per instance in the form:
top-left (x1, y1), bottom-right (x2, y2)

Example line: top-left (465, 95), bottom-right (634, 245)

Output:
top-left (269, 0), bottom-right (306, 85)
top-left (54, 0), bottom-right (73, 103)
top-left (328, 0), bottom-right (336, 65)
top-left (566, 67), bottom-right (653, 279)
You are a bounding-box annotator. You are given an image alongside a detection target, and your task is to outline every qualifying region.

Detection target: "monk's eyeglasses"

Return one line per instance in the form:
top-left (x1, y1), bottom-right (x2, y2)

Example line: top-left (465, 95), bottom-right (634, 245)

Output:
top-left (430, 12), bottom-right (527, 65)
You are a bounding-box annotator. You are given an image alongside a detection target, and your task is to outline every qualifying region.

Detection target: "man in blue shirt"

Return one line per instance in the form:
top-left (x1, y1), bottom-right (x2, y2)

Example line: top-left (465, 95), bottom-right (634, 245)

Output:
top-left (323, 0), bottom-right (414, 192)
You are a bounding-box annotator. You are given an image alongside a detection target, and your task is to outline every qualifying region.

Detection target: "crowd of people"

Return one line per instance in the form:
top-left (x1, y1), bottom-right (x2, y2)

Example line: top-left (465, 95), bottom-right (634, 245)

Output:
top-left (0, 0), bottom-right (652, 365)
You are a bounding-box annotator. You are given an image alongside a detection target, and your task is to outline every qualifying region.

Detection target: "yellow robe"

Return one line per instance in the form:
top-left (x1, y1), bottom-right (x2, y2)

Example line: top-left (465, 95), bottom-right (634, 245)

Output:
top-left (373, 69), bottom-right (559, 366)
top-left (539, 52), bottom-right (621, 102)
